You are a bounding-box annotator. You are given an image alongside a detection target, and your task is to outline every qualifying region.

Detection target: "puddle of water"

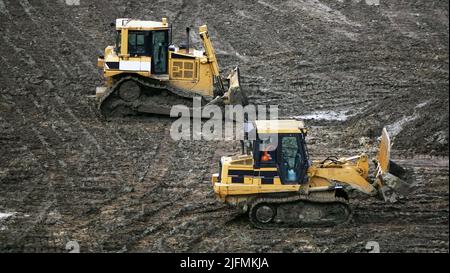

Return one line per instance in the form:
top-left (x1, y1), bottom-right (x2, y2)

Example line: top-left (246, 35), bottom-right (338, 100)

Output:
top-left (0, 212), bottom-right (16, 220)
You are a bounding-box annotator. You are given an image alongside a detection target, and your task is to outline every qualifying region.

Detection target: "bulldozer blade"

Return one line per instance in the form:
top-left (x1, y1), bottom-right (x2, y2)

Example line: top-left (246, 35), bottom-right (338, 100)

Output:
top-left (376, 128), bottom-right (415, 202)
top-left (205, 95), bottom-right (225, 107)
top-left (377, 127), bottom-right (391, 174)
top-left (203, 67), bottom-right (247, 108)
top-left (224, 67), bottom-right (249, 106)
top-left (381, 172), bottom-right (413, 197)
top-left (385, 160), bottom-right (415, 195)
top-left (379, 184), bottom-right (399, 203)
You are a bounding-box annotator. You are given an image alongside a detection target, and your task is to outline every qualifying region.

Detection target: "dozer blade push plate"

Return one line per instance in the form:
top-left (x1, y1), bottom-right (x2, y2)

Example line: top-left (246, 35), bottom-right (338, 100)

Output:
top-left (377, 127), bottom-right (391, 173)
top-left (375, 128), bottom-right (415, 201)
top-left (379, 185), bottom-right (399, 203)
top-left (381, 171), bottom-right (414, 197)
top-left (226, 67), bottom-right (248, 106)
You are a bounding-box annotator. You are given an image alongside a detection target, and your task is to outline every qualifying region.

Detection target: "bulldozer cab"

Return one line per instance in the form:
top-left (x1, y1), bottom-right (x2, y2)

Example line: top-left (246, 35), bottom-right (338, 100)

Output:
top-left (114, 19), bottom-right (170, 75)
top-left (116, 30), bottom-right (169, 74)
top-left (252, 120), bottom-right (310, 184)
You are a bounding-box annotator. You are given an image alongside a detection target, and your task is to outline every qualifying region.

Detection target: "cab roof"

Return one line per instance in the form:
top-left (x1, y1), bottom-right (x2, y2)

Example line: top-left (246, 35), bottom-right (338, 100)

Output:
top-left (115, 18), bottom-right (169, 30)
top-left (253, 120), bottom-right (307, 134)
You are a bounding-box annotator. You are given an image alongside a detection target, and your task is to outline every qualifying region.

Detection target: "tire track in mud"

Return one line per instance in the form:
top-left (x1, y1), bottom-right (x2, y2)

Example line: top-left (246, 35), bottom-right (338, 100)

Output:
top-left (349, 156), bottom-right (449, 252)
top-left (0, 1), bottom-right (74, 87)
top-left (3, 0), bottom-right (132, 165)
top-left (1, 0), bottom-right (100, 100)
top-left (2, 0), bottom-right (113, 169)
top-left (1, 0), bottom-right (189, 250)
top-left (16, 0), bottom-right (99, 76)
top-left (2, 93), bottom-right (169, 251)
top-left (1, 0), bottom-right (145, 250)
top-left (76, 119), bottom-right (182, 251)
top-left (0, 94), bottom-right (64, 251)
top-left (75, 121), bottom-right (237, 252)
top-left (0, 0), bottom-right (448, 252)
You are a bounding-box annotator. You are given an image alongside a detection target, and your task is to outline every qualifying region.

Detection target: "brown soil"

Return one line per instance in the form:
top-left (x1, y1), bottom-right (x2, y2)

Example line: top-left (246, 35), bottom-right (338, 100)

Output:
top-left (0, 0), bottom-right (448, 252)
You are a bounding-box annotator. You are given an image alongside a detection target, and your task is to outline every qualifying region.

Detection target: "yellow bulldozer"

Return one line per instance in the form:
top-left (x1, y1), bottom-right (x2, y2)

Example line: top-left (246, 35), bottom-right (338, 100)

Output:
top-left (211, 120), bottom-right (413, 228)
top-left (96, 18), bottom-right (248, 116)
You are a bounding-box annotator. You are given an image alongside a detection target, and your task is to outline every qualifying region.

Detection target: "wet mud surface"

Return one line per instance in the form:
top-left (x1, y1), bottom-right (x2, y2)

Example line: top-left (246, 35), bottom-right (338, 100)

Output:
top-left (0, 0), bottom-right (448, 252)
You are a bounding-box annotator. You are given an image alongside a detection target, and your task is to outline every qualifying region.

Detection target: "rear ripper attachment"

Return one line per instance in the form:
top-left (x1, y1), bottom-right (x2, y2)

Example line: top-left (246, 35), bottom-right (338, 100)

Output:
top-left (96, 18), bottom-right (248, 117)
top-left (211, 120), bottom-right (414, 228)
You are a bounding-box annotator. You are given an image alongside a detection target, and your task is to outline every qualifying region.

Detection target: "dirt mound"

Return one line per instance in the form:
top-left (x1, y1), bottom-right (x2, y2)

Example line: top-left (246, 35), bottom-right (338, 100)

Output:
top-left (344, 91), bottom-right (449, 155)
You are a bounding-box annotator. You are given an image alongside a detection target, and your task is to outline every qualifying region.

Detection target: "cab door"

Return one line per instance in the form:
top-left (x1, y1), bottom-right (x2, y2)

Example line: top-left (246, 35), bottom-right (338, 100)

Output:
top-left (151, 30), bottom-right (168, 74)
top-left (279, 134), bottom-right (309, 184)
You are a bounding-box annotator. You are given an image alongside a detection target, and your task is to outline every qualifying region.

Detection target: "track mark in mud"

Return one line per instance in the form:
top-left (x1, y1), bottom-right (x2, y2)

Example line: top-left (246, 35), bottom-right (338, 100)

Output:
top-left (1, 32), bottom-right (37, 67)
top-left (66, 119), bottom-right (186, 251)
top-left (8, 0), bottom-right (98, 79)
top-left (54, 95), bottom-right (105, 154)
top-left (0, 0), bottom-right (448, 253)
top-left (257, 0), bottom-right (282, 12)
top-left (0, 96), bottom-right (60, 248)
top-left (0, 0), bottom-right (11, 18)
top-left (286, 0), bottom-right (362, 27)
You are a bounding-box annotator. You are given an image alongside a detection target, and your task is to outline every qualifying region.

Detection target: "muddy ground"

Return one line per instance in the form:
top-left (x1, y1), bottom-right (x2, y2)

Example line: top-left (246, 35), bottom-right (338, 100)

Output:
top-left (0, 0), bottom-right (448, 252)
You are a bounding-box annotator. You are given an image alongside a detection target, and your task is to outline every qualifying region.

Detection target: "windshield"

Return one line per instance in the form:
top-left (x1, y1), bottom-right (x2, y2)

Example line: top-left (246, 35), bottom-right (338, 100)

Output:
top-left (128, 31), bottom-right (149, 56)
top-left (281, 136), bottom-right (298, 169)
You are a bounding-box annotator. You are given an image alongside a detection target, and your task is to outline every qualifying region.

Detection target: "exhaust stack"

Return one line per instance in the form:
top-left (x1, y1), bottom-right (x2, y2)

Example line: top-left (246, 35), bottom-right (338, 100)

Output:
top-left (186, 27), bottom-right (190, 54)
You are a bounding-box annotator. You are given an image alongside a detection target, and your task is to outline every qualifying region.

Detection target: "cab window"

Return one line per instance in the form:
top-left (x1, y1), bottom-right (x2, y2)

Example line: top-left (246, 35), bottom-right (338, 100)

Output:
top-left (280, 136), bottom-right (301, 183)
top-left (128, 31), bottom-right (149, 56)
top-left (281, 136), bottom-right (298, 170)
top-left (255, 134), bottom-right (278, 167)
top-left (115, 31), bottom-right (121, 54)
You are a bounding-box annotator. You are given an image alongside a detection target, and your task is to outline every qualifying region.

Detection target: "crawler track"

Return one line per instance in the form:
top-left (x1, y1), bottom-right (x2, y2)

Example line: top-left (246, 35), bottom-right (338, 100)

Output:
top-left (99, 76), bottom-right (204, 117)
top-left (249, 193), bottom-right (352, 229)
